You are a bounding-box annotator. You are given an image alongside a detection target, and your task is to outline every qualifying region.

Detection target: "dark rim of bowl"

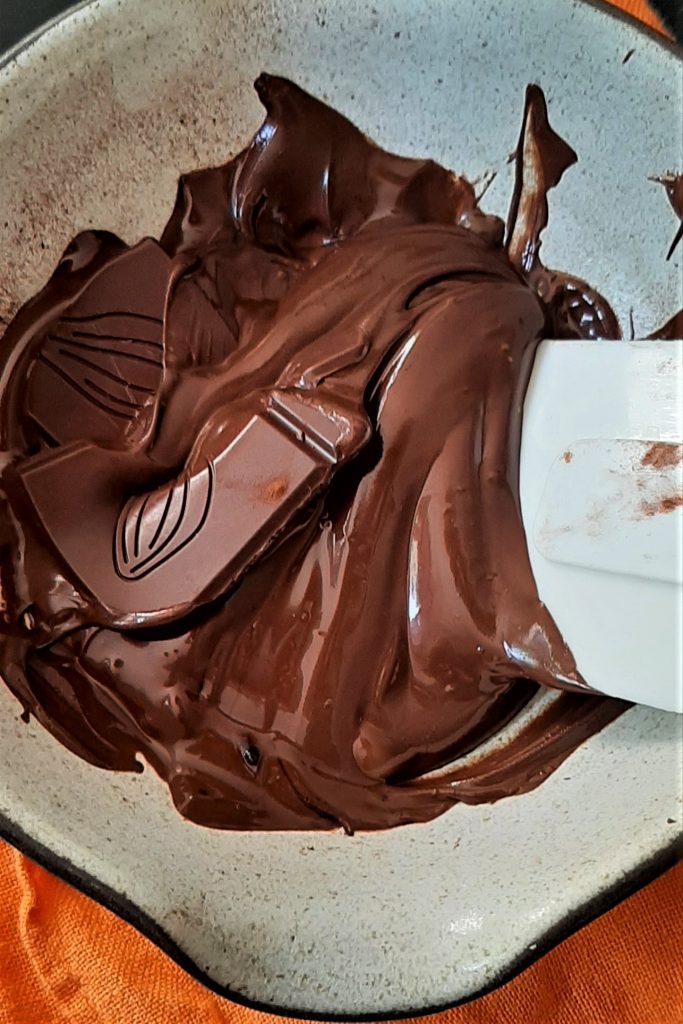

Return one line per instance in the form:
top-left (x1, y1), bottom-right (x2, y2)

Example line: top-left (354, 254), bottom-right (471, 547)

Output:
top-left (0, 0), bottom-right (681, 1018)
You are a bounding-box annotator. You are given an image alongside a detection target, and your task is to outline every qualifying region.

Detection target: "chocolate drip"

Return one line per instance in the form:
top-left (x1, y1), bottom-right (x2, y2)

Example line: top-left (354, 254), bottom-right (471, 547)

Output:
top-left (506, 85), bottom-right (620, 340)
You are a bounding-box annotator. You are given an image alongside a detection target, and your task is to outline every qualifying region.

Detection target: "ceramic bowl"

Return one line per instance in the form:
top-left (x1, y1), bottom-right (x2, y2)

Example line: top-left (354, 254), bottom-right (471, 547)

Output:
top-left (0, 0), bottom-right (681, 1016)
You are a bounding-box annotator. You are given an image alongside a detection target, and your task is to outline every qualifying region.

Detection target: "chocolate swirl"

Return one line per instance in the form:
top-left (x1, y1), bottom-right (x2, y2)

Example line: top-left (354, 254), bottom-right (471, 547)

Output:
top-left (0, 76), bottom-right (628, 832)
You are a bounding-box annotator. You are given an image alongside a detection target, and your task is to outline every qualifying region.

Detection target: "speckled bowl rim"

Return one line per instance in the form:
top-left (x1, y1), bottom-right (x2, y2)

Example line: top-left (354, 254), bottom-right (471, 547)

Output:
top-left (0, 809), bottom-right (680, 1021)
top-left (2, 0), bottom-right (681, 75)
top-left (0, 1), bottom-right (681, 1019)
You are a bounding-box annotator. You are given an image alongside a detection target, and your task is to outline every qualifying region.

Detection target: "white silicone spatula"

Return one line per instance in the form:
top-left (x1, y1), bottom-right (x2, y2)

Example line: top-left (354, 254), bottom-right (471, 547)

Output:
top-left (521, 338), bottom-right (683, 713)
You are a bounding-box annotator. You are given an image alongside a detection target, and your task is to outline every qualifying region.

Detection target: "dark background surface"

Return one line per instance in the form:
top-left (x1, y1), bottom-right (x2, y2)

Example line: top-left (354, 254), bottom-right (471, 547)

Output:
top-left (0, 0), bottom-right (681, 55)
top-left (0, 0), bottom-right (75, 53)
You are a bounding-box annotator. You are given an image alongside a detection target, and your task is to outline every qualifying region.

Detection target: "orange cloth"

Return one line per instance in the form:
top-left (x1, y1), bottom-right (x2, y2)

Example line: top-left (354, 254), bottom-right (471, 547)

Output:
top-left (0, 1), bottom-right (676, 1023)
top-left (0, 843), bottom-right (681, 1024)
top-left (609, 0), bottom-right (668, 32)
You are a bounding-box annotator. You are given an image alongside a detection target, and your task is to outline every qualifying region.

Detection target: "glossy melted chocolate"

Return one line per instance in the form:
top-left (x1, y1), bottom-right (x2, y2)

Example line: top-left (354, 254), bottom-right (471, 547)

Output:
top-left (0, 77), bottom-right (632, 832)
top-left (651, 172), bottom-right (683, 259)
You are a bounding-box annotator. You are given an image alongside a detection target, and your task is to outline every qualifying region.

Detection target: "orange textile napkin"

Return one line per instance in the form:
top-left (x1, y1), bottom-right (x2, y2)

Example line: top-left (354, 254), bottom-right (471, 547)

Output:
top-left (0, 844), bottom-right (681, 1024)
top-left (0, 1), bottom-right (677, 1023)
top-left (610, 0), bottom-right (669, 32)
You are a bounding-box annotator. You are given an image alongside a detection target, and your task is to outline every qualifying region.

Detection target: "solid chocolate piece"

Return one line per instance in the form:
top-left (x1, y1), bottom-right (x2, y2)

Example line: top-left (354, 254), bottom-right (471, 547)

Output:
top-left (164, 273), bottom-right (238, 370)
top-left (0, 76), bottom-right (630, 833)
top-left (26, 239), bottom-right (169, 449)
top-left (17, 393), bottom-right (345, 624)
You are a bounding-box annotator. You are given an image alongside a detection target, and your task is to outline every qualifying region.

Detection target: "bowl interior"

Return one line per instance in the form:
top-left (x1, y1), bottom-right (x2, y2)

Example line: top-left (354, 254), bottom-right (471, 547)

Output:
top-left (0, 0), bottom-right (681, 1016)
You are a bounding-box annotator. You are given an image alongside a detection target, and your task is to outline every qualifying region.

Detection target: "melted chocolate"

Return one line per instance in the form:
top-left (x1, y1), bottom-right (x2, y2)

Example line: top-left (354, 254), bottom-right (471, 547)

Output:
top-left (0, 76), bottom-right (629, 832)
top-left (648, 172), bottom-right (682, 336)
top-left (650, 172), bottom-right (683, 259)
top-left (649, 309), bottom-right (683, 339)
top-left (506, 85), bottom-right (621, 340)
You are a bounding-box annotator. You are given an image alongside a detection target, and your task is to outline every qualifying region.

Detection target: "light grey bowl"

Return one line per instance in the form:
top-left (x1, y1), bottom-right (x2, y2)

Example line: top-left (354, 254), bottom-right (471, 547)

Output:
top-left (0, 0), bottom-right (681, 1017)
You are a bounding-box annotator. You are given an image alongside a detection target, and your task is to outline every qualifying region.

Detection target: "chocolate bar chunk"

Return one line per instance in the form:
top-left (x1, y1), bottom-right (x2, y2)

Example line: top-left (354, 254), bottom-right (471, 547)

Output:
top-left (26, 240), bottom-right (170, 450)
top-left (16, 391), bottom-right (344, 627)
top-left (24, 237), bottom-right (237, 453)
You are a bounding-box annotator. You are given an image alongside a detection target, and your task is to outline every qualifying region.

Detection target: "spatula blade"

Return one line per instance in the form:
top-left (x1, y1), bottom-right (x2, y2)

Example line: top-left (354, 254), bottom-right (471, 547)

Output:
top-left (521, 339), bottom-right (683, 712)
